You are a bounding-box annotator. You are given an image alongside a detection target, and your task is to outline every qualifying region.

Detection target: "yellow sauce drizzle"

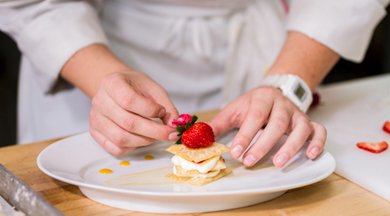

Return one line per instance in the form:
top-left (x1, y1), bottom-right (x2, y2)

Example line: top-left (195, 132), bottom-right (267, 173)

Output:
top-left (144, 155), bottom-right (155, 160)
top-left (119, 161), bottom-right (130, 166)
top-left (99, 169), bottom-right (113, 174)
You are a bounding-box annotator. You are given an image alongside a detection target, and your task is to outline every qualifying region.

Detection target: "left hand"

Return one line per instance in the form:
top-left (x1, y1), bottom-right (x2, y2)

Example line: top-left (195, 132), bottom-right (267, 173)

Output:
top-left (208, 86), bottom-right (326, 168)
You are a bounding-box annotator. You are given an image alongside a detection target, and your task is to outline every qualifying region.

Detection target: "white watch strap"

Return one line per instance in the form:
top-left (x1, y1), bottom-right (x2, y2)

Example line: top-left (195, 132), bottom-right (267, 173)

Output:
top-left (262, 74), bottom-right (313, 112)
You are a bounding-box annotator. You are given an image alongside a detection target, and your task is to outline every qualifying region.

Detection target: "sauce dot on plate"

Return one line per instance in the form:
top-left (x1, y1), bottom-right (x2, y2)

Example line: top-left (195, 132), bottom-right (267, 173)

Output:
top-left (144, 155), bottom-right (155, 160)
top-left (99, 169), bottom-right (113, 174)
top-left (119, 161), bottom-right (130, 166)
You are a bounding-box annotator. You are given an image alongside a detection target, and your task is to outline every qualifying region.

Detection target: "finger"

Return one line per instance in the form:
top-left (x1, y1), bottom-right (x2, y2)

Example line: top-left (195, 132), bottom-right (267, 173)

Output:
top-left (155, 95), bottom-right (179, 140)
top-left (103, 73), bottom-right (166, 119)
top-left (242, 105), bottom-right (293, 167)
top-left (208, 101), bottom-right (247, 138)
top-left (90, 127), bottom-right (136, 155)
top-left (90, 109), bottom-right (156, 147)
top-left (151, 89), bottom-right (179, 128)
top-left (230, 98), bottom-right (273, 159)
top-left (92, 92), bottom-right (176, 141)
top-left (91, 111), bottom-right (156, 147)
top-left (306, 121), bottom-right (326, 159)
top-left (208, 108), bottom-right (234, 138)
top-left (272, 114), bottom-right (312, 167)
top-left (104, 73), bottom-right (179, 128)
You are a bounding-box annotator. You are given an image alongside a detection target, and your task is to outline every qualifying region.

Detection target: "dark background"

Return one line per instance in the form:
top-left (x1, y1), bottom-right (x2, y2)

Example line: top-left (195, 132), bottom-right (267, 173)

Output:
top-left (1, 15), bottom-right (390, 147)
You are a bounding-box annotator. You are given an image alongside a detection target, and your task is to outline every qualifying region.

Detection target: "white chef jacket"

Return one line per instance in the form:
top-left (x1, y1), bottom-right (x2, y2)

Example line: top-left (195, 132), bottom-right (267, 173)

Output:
top-left (0, 0), bottom-right (388, 144)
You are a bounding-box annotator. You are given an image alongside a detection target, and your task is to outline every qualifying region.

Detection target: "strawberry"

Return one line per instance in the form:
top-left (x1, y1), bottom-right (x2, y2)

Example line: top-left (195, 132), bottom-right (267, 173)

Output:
top-left (357, 141), bottom-right (388, 154)
top-left (195, 160), bottom-right (205, 164)
top-left (383, 121), bottom-right (390, 135)
top-left (182, 122), bottom-right (215, 148)
top-left (309, 92), bottom-right (320, 109)
top-left (172, 114), bottom-right (192, 127)
top-left (172, 114), bottom-right (215, 148)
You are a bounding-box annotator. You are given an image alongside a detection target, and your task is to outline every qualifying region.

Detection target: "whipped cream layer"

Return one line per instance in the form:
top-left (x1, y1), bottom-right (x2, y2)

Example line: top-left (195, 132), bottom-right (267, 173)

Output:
top-left (171, 155), bottom-right (220, 173)
top-left (173, 166), bottom-right (220, 178)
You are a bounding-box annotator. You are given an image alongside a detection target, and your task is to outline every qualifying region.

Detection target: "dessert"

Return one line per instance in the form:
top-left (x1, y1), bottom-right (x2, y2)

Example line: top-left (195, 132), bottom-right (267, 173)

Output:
top-left (165, 114), bottom-right (232, 186)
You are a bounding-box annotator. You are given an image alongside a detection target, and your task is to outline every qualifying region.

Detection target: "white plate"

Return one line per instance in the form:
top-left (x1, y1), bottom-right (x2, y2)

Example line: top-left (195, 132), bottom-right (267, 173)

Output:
top-left (37, 130), bottom-right (335, 214)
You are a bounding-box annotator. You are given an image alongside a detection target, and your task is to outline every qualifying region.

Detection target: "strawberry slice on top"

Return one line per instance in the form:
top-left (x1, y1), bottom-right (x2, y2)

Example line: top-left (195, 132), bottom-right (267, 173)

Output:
top-left (383, 121), bottom-right (390, 135)
top-left (357, 141), bottom-right (388, 154)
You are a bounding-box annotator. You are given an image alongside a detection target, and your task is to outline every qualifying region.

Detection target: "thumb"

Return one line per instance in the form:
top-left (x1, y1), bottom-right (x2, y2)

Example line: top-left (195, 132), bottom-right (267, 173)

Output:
top-left (208, 108), bottom-right (235, 137)
top-left (151, 88), bottom-right (179, 127)
top-left (161, 106), bottom-right (179, 127)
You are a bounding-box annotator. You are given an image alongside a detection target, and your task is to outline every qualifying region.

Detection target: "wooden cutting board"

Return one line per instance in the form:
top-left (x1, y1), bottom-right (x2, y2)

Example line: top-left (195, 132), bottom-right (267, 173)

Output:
top-left (309, 74), bottom-right (390, 201)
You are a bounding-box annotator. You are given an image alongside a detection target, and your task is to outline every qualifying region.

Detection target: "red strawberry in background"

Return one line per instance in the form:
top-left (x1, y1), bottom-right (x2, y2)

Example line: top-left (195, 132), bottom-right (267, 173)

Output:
top-left (357, 141), bottom-right (388, 154)
top-left (172, 114), bottom-right (215, 148)
top-left (383, 121), bottom-right (390, 134)
top-left (309, 92), bottom-right (321, 109)
top-left (182, 122), bottom-right (215, 148)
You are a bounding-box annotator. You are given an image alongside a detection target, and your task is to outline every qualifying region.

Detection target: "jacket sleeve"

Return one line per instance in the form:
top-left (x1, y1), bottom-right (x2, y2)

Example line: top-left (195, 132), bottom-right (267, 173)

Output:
top-left (0, 0), bottom-right (108, 92)
top-left (286, 0), bottom-right (390, 62)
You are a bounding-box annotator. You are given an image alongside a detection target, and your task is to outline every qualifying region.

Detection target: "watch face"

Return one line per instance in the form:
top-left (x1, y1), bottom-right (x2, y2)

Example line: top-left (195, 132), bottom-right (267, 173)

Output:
top-left (294, 83), bottom-right (306, 101)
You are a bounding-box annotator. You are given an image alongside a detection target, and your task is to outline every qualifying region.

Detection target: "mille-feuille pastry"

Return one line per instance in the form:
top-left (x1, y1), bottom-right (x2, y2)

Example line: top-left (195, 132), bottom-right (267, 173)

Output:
top-left (165, 114), bottom-right (232, 186)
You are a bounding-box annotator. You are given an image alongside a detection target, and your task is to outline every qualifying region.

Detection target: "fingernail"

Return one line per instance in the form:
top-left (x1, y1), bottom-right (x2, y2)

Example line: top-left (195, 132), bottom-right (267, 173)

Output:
top-left (244, 154), bottom-right (256, 166)
top-left (169, 132), bottom-right (179, 141)
top-left (275, 153), bottom-right (288, 167)
top-left (158, 109), bottom-right (165, 118)
top-left (231, 145), bottom-right (243, 158)
top-left (310, 147), bottom-right (319, 158)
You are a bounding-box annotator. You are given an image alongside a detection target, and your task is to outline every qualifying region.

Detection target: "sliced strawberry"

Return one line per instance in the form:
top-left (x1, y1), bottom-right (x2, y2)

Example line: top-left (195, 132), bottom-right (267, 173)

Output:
top-left (357, 141), bottom-right (388, 153)
top-left (194, 160), bottom-right (205, 164)
top-left (310, 92), bottom-right (320, 109)
top-left (383, 121), bottom-right (390, 135)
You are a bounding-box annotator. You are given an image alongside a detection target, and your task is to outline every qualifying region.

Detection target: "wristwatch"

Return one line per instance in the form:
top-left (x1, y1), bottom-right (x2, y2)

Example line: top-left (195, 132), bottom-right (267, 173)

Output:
top-left (262, 74), bottom-right (313, 112)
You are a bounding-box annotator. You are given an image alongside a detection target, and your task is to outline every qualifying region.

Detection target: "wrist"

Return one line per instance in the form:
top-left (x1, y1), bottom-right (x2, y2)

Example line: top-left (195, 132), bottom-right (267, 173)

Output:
top-left (262, 74), bottom-right (313, 112)
top-left (61, 44), bottom-right (131, 97)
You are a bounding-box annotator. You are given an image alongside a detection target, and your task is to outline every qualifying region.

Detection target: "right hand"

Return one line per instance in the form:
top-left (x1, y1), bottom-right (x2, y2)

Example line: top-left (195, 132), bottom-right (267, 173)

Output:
top-left (89, 71), bottom-right (179, 155)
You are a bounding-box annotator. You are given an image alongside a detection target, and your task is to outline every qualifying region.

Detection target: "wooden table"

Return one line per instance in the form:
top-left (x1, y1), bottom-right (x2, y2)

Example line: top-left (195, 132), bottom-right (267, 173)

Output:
top-left (1, 110), bottom-right (390, 216)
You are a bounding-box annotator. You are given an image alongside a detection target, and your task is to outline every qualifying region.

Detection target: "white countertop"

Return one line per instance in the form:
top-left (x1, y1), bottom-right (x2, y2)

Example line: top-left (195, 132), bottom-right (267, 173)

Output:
top-left (309, 73), bottom-right (390, 201)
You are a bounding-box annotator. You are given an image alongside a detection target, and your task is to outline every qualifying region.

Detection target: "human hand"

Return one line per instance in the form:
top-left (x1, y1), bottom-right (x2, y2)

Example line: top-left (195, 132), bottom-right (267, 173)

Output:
top-left (208, 86), bottom-right (326, 168)
top-left (89, 71), bottom-right (179, 155)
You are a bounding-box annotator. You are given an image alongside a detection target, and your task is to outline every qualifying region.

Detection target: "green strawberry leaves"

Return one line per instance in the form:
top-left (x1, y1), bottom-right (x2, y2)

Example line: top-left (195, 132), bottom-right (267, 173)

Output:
top-left (191, 115), bottom-right (198, 124)
top-left (175, 137), bottom-right (182, 144)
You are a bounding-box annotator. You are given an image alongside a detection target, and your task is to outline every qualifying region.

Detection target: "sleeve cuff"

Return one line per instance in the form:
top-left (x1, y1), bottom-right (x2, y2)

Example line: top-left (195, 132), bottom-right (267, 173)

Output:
top-left (17, 1), bottom-right (108, 93)
top-left (286, 0), bottom-right (387, 62)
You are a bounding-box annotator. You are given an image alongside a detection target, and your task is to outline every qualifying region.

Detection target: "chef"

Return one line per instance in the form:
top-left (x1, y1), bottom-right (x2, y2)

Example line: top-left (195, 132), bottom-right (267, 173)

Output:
top-left (0, 0), bottom-right (388, 167)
